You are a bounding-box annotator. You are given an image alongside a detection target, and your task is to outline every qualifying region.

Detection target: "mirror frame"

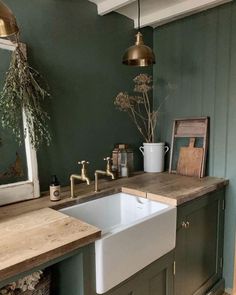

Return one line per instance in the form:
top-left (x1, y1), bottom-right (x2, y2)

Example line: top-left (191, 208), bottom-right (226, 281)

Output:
top-left (0, 38), bottom-right (40, 206)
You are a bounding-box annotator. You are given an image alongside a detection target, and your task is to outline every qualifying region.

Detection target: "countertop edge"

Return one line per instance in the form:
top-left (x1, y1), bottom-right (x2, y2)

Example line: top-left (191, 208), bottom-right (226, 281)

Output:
top-left (0, 230), bottom-right (101, 283)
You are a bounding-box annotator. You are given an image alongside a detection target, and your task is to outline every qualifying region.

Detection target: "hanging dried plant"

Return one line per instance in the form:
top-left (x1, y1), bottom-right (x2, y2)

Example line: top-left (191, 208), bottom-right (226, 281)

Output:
top-left (0, 41), bottom-right (51, 150)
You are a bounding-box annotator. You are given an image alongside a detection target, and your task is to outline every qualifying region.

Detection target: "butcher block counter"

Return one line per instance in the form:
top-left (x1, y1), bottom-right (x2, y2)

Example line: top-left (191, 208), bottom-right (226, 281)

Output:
top-left (0, 208), bottom-right (100, 283)
top-left (0, 172), bottom-right (228, 284)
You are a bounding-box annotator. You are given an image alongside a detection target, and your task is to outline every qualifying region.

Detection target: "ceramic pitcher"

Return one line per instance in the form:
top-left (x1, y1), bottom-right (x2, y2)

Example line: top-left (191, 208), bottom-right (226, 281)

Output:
top-left (139, 143), bottom-right (169, 173)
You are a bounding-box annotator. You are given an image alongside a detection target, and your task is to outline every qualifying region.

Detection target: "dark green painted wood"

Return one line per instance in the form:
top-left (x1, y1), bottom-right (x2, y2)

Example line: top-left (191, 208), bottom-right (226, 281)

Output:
top-left (153, 2), bottom-right (236, 288)
top-left (0, 247), bottom-right (85, 289)
top-left (52, 252), bottom-right (84, 295)
top-left (175, 190), bottom-right (225, 295)
top-left (213, 5), bottom-right (231, 177)
top-left (50, 246), bottom-right (174, 295)
top-left (4, 0), bottom-right (153, 191)
top-left (98, 251), bottom-right (174, 295)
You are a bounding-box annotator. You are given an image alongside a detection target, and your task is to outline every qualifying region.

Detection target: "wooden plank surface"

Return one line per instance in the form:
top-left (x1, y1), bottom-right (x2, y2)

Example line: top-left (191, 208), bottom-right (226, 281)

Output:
top-left (0, 172), bottom-right (228, 218)
top-left (0, 208), bottom-right (100, 282)
top-left (0, 172), bottom-right (228, 282)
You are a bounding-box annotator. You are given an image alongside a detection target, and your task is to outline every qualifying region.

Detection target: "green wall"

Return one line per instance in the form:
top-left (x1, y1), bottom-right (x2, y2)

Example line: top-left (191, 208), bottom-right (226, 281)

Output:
top-left (4, 0), bottom-right (153, 190)
top-left (154, 1), bottom-right (236, 290)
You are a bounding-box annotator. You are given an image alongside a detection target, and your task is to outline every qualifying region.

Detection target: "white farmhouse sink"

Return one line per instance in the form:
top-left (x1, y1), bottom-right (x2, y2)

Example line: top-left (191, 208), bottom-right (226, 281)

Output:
top-left (60, 192), bottom-right (176, 294)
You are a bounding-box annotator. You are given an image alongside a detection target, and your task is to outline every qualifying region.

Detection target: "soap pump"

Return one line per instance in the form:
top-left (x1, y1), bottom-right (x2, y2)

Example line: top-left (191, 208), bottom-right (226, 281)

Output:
top-left (50, 175), bottom-right (61, 201)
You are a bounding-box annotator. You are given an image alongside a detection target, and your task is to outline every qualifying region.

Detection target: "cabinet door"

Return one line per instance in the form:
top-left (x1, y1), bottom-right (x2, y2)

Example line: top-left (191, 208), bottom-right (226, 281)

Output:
top-left (136, 251), bottom-right (174, 295)
top-left (106, 280), bottom-right (137, 295)
top-left (105, 251), bottom-right (174, 295)
top-left (175, 190), bottom-right (225, 295)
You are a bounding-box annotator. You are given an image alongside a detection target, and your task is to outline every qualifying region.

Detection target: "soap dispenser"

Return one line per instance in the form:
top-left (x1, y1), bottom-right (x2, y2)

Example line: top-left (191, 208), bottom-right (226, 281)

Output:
top-left (50, 175), bottom-right (61, 201)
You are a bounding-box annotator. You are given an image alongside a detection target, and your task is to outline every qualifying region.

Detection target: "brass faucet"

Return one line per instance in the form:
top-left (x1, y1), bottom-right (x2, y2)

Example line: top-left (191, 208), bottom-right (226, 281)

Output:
top-left (70, 161), bottom-right (90, 198)
top-left (95, 157), bottom-right (115, 192)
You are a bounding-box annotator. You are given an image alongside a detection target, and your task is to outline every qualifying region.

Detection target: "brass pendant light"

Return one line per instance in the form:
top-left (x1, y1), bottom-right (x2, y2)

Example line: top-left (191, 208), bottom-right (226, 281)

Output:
top-left (122, 0), bottom-right (155, 67)
top-left (0, 0), bottom-right (19, 37)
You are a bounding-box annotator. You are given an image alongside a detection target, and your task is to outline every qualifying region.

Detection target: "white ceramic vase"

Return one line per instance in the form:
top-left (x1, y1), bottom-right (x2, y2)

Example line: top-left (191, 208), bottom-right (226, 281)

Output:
top-left (139, 143), bottom-right (169, 173)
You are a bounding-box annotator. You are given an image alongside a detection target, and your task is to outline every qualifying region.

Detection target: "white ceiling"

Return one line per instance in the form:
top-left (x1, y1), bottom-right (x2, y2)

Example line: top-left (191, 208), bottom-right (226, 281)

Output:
top-left (89, 0), bottom-right (232, 28)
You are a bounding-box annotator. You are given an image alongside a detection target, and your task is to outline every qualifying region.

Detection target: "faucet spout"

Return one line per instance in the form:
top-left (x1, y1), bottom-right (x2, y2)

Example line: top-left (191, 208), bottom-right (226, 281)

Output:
top-left (83, 176), bottom-right (90, 185)
top-left (107, 171), bottom-right (115, 180)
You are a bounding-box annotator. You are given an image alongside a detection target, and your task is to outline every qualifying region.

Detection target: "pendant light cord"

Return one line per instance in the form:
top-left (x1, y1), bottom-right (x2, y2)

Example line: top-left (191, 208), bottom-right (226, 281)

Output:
top-left (138, 0), bottom-right (140, 30)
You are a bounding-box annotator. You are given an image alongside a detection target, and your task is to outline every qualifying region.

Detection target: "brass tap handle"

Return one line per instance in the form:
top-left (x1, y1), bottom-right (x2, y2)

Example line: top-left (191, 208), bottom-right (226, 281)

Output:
top-left (103, 157), bottom-right (112, 171)
top-left (103, 157), bottom-right (111, 162)
top-left (78, 160), bottom-right (90, 177)
top-left (78, 160), bottom-right (90, 168)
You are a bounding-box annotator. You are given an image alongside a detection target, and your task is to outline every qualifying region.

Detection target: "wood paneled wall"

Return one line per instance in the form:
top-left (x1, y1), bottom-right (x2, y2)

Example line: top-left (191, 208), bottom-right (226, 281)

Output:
top-left (233, 237), bottom-right (236, 295)
top-left (153, 1), bottom-right (236, 290)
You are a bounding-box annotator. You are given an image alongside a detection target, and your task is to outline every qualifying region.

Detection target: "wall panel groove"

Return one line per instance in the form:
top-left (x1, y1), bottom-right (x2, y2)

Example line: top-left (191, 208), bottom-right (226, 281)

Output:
top-left (154, 1), bottom-right (236, 289)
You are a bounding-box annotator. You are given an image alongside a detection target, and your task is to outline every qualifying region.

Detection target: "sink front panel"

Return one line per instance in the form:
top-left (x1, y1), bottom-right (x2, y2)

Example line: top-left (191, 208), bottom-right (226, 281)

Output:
top-left (95, 205), bottom-right (176, 293)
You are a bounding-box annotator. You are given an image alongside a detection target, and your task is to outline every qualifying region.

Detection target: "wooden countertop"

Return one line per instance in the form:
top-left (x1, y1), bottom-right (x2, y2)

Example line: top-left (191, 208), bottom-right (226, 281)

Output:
top-left (0, 172), bottom-right (228, 283)
top-left (121, 172), bottom-right (229, 206)
top-left (0, 172), bottom-right (229, 220)
top-left (0, 208), bottom-right (100, 283)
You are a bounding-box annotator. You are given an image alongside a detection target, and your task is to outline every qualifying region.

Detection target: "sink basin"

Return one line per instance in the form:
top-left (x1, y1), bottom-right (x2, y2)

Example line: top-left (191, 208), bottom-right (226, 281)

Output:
top-left (60, 192), bottom-right (176, 294)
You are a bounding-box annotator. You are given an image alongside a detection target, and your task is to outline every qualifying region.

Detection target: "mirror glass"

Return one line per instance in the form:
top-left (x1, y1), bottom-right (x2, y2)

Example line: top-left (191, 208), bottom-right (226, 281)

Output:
top-left (0, 49), bottom-right (28, 185)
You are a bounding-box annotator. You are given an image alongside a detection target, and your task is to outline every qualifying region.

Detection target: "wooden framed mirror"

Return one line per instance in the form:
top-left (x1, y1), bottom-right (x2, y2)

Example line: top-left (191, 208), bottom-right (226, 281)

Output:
top-left (0, 38), bottom-right (39, 206)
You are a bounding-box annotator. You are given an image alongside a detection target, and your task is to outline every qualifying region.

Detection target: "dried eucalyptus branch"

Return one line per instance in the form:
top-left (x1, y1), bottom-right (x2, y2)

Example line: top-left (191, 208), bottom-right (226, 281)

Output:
top-left (114, 74), bottom-right (164, 143)
top-left (0, 41), bottom-right (51, 150)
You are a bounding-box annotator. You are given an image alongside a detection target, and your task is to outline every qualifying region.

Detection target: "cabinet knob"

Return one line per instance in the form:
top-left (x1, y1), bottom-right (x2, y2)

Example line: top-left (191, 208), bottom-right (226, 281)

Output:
top-left (181, 221), bottom-right (187, 228)
top-left (181, 221), bottom-right (190, 229)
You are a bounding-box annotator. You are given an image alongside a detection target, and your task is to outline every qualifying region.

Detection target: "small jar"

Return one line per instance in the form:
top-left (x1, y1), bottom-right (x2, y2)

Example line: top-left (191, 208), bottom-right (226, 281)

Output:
top-left (50, 175), bottom-right (61, 201)
top-left (120, 164), bottom-right (129, 177)
top-left (112, 144), bottom-right (134, 177)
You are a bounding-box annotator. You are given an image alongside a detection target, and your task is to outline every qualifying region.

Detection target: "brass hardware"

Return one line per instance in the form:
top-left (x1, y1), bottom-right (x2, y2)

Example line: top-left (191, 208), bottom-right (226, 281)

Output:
top-left (222, 199), bottom-right (225, 210)
top-left (220, 257), bottom-right (223, 268)
top-left (95, 157), bottom-right (115, 192)
top-left (122, 0), bottom-right (155, 67)
top-left (181, 221), bottom-right (187, 228)
top-left (181, 221), bottom-right (190, 229)
top-left (0, 1), bottom-right (19, 37)
top-left (173, 261), bottom-right (176, 276)
top-left (70, 160), bottom-right (90, 198)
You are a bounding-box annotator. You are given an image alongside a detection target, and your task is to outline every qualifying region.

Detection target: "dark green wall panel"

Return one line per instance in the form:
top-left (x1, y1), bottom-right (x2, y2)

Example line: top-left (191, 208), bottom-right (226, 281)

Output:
top-left (154, 1), bottom-right (236, 290)
top-left (4, 0), bottom-right (153, 190)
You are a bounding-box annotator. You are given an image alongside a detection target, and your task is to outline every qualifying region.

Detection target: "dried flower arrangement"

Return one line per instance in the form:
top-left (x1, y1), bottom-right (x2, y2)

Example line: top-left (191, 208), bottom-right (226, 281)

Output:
top-left (114, 74), bottom-right (167, 143)
top-left (0, 39), bottom-right (51, 150)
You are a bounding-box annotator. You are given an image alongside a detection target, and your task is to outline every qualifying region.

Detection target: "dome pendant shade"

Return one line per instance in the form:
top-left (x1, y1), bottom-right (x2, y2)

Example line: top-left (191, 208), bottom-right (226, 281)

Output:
top-left (0, 1), bottom-right (19, 37)
top-left (122, 32), bottom-right (155, 67)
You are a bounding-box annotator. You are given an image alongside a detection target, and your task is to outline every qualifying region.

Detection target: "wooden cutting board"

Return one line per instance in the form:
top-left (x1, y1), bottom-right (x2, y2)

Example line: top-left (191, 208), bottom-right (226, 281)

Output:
top-left (177, 138), bottom-right (204, 177)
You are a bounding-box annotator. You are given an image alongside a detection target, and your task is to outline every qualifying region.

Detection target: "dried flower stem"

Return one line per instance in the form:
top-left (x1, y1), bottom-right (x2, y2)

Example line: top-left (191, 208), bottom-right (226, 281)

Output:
top-left (0, 40), bottom-right (51, 150)
top-left (114, 74), bottom-right (165, 143)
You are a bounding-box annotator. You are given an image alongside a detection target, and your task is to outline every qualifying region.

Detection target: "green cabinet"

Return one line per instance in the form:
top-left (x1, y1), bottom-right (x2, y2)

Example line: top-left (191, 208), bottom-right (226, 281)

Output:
top-left (174, 189), bottom-right (225, 295)
top-left (50, 189), bottom-right (225, 295)
top-left (101, 251), bottom-right (174, 295)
